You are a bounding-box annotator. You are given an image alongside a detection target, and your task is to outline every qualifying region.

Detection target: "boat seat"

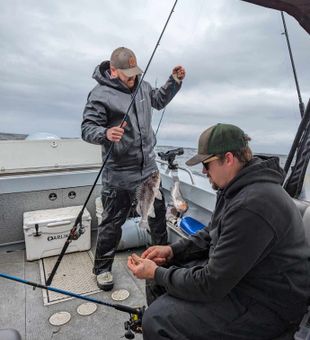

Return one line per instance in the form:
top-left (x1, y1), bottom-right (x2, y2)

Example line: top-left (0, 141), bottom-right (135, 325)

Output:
top-left (293, 198), bottom-right (310, 244)
top-left (0, 329), bottom-right (22, 340)
top-left (271, 325), bottom-right (298, 340)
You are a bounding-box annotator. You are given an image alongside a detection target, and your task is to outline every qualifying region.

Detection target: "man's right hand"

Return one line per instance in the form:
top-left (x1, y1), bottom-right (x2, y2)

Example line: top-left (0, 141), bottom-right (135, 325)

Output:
top-left (106, 121), bottom-right (127, 142)
top-left (141, 245), bottom-right (174, 265)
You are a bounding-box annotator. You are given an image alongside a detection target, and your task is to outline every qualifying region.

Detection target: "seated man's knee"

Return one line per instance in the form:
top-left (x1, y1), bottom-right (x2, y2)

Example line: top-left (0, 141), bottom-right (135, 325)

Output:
top-left (142, 304), bottom-right (157, 333)
top-left (142, 299), bottom-right (169, 337)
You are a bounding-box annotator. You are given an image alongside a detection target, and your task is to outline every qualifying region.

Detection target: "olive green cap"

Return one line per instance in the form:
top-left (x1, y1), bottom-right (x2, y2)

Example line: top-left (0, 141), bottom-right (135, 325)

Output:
top-left (186, 123), bottom-right (247, 166)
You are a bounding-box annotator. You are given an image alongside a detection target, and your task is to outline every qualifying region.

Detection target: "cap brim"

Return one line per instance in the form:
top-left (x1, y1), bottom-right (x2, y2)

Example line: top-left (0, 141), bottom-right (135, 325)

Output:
top-left (121, 66), bottom-right (143, 77)
top-left (185, 153), bottom-right (213, 166)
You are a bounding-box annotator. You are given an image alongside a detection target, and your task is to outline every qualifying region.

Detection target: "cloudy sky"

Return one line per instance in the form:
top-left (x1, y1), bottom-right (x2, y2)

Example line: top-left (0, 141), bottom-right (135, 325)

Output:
top-left (1, 0), bottom-right (309, 154)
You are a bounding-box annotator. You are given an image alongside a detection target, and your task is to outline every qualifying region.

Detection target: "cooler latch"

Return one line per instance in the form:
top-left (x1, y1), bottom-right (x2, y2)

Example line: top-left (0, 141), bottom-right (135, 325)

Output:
top-left (33, 223), bottom-right (41, 237)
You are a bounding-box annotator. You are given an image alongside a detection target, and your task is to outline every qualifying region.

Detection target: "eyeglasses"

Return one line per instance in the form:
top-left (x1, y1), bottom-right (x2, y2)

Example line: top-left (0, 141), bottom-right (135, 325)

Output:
top-left (202, 155), bottom-right (220, 171)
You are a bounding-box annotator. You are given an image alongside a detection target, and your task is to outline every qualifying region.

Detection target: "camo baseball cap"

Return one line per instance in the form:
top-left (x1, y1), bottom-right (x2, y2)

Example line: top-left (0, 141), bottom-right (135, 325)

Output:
top-left (186, 123), bottom-right (247, 166)
top-left (110, 47), bottom-right (143, 77)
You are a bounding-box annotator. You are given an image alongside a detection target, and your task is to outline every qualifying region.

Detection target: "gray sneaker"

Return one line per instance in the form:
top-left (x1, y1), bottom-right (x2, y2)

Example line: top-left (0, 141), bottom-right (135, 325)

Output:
top-left (96, 272), bottom-right (114, 291)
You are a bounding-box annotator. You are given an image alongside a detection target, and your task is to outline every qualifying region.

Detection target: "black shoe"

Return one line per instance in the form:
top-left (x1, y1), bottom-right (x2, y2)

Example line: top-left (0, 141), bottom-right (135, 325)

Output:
top-left (96, 272), bottom-right (114, 291)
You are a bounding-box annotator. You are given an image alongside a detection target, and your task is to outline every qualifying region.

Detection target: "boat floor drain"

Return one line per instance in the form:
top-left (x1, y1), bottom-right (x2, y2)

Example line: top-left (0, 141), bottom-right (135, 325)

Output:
top-left (111, 289), bottom-right (130, 301)
top-left (77, 302), bottom-right (97, 316)
top-left (49, 311), bottom-right (71, 326)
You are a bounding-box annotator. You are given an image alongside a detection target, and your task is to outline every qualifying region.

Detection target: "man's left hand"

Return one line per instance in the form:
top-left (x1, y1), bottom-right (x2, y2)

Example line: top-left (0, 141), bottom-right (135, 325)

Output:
top-left (127, 253), bottom-right (158, 280)
top-left (172, 65), bottom-right (186, 81)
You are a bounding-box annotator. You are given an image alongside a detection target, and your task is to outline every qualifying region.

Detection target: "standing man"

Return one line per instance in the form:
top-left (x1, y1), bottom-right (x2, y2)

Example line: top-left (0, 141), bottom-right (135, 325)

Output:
top-left (81, 47), bottom-right (185, 291)
top-left (128, 123), bottom-right (310, 339)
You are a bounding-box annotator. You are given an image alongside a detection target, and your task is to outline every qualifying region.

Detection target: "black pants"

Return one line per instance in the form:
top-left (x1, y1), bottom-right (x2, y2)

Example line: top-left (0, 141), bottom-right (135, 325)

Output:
top-left (143, 260), bottom-right (296, 340)
top-left (93, 187), bottom-right (167, 275)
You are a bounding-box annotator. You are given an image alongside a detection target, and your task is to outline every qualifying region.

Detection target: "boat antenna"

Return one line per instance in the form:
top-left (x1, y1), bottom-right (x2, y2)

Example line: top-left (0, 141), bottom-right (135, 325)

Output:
top-left (281, 11), bottom-right (305, 117)
top-left (46, 0), bottom-right (179, 286)
top-left (0, 273), bottom-right (145, 338)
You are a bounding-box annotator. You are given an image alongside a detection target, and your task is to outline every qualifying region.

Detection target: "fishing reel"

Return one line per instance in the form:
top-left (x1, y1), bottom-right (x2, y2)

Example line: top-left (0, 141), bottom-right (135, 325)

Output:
top-left (158, 147), bottom-right (184, 170)
top-left (124, 306), bottom-right (145, 339)
top-left (70, 211), bottom-right (86, 240)
top-left (70, 223), bottom-right (85, 240)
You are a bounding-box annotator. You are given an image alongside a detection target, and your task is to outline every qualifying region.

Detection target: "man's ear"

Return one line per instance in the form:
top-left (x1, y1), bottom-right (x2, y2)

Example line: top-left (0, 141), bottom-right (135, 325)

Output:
top-left (110, 66), bottom-right (118, 78)
top-left (225, 152), bottom-right (235, 166)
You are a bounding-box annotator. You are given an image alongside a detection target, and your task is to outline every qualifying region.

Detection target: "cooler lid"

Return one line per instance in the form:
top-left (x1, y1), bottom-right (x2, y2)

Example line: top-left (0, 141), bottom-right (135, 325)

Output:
top-left (23, 206), bottom-right (91, 228)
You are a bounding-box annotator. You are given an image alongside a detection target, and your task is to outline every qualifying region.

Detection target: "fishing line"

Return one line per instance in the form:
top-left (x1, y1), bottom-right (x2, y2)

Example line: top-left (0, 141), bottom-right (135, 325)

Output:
top-left (46, 0), bottom-right (179, 287)
top-left (154, 0), bottom-right (205, 138)
top-left (155, 104), bottom-right (168, 136)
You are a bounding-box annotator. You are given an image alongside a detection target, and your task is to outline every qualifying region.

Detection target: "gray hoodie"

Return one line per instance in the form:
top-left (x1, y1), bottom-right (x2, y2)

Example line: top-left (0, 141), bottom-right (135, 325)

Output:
top-left (81, 61), bottom-right (181, 189)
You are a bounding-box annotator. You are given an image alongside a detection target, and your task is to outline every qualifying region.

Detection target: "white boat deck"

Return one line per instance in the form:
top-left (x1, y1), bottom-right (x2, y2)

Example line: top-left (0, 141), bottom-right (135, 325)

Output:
top-left (0, 233), bottom-right (146, 340)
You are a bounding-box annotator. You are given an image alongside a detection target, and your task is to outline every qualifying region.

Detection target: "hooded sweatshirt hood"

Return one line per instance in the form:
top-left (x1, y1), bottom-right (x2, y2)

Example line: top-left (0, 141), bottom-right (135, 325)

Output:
top-left (224, 156), bottom-right (285, 199)
top-left (92, 60), bottom-right (138, 93)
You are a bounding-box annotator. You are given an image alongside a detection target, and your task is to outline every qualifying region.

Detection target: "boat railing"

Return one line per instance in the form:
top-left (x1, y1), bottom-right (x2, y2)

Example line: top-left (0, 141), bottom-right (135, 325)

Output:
top-left (156, 159), bottom-right (195, 185)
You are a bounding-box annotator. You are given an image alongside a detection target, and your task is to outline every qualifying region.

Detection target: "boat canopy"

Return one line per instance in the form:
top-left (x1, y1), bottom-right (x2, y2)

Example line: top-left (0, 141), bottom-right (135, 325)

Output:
top-left (242, 0), bottom-right (310, 34)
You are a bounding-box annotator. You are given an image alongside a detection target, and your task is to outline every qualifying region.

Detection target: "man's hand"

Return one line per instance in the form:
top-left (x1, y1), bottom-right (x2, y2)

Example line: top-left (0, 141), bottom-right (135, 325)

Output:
top-left (141, 245), bottom-right (173, 265)
top-left (106, 121), bottom-right (127, 142)
top-left (127, 253), bottom-right (158, 280)
top-left (172, 66), bottom-right (186, 81)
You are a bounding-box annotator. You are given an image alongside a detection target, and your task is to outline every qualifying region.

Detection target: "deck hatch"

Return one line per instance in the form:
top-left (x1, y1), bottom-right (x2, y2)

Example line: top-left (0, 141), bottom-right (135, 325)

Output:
top-left (39, 251), bottom-right (101, 305)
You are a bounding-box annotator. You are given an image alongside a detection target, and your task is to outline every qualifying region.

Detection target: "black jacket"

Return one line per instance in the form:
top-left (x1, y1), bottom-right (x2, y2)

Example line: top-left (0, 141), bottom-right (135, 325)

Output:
top-left (156, 156), bottom-right (310, 319)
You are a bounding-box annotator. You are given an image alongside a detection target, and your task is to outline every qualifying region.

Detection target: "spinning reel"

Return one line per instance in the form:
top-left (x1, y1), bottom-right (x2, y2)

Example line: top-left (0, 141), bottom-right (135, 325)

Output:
top-left (124, 306), bottom-right (145, 339)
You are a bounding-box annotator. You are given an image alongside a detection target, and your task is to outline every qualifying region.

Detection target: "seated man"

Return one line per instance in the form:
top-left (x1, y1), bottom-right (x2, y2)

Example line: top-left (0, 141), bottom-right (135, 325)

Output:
top-left (127, 123), bottom-right (310, 340)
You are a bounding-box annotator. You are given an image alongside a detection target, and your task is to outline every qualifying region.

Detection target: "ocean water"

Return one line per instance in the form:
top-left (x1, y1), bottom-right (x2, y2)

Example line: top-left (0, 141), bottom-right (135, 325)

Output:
top-left (155, 145), bottom-right (287, 177)
top-left (0, 132), bottom-right (27, 140)
top-left (0, 134), bottom-right (286, 175)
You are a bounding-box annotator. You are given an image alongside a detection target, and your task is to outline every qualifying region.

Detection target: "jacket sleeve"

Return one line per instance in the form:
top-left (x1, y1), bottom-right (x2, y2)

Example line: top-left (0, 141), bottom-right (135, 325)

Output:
top-left (149, 75), bottom-right (182, 110)
top-left (81, 90), bottom-right (110, 145)
top-left (170, 228), bottom-right (211, 262)
top-left (155, 208), bottom-right (275, 302)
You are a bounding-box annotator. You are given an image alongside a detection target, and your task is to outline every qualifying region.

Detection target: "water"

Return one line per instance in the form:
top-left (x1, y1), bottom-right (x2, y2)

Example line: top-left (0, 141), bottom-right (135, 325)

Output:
top-left (155, 145), bottom-right (287, 177)
top-left (0, 132), bottom-right (27, 140)
top-left (0, 134), bottom-right (287, 174)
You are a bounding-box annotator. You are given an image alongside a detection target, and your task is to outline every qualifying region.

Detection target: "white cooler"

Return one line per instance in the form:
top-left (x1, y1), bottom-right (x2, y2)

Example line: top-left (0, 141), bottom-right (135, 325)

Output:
top-left (23, 206), bottom-right (91, 261)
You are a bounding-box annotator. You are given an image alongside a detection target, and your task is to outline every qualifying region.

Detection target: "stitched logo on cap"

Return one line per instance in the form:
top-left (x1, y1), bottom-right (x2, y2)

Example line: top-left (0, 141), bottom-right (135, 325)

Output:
top-left (128, 56), bottom-right (136, 68)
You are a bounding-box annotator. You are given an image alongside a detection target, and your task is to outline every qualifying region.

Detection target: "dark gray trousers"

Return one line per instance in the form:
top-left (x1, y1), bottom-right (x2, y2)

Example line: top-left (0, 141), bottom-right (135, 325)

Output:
top-left (93, 187), bottom-right (167, 275)
top-left (143, 260), bottom-right (295, 340)
top-left (142, 290), bottom-right (290, 340)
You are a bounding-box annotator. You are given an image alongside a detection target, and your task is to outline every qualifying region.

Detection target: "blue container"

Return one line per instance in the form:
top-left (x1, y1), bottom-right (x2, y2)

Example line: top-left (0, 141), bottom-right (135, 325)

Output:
top-left (179, 216), bottom-right (205, 235)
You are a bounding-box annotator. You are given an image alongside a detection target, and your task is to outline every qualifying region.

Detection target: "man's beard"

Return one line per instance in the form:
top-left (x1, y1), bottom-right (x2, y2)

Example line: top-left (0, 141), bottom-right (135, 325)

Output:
top-left (208, 175), bottom-right (220, 191)
top-left (212, 182), bottom-right (220, 191)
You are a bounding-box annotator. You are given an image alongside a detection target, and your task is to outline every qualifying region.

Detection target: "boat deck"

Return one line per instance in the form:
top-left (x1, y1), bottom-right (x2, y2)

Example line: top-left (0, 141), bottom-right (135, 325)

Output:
top-left (0, 232), bottom-right (146, 340)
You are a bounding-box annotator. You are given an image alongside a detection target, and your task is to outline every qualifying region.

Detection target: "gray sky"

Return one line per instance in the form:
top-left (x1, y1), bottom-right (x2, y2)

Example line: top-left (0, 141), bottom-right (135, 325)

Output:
top-left (0, 0), bottom-right (309, 154)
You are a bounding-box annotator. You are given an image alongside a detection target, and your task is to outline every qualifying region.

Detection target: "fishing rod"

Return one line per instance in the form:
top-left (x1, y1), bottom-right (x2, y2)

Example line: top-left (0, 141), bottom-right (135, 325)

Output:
top-left (46, 0), bottom-right (179, 286)
top-left (0, 272), bottom-right (145, 339)
top-left (281, 11), bottom-right (305, 118)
